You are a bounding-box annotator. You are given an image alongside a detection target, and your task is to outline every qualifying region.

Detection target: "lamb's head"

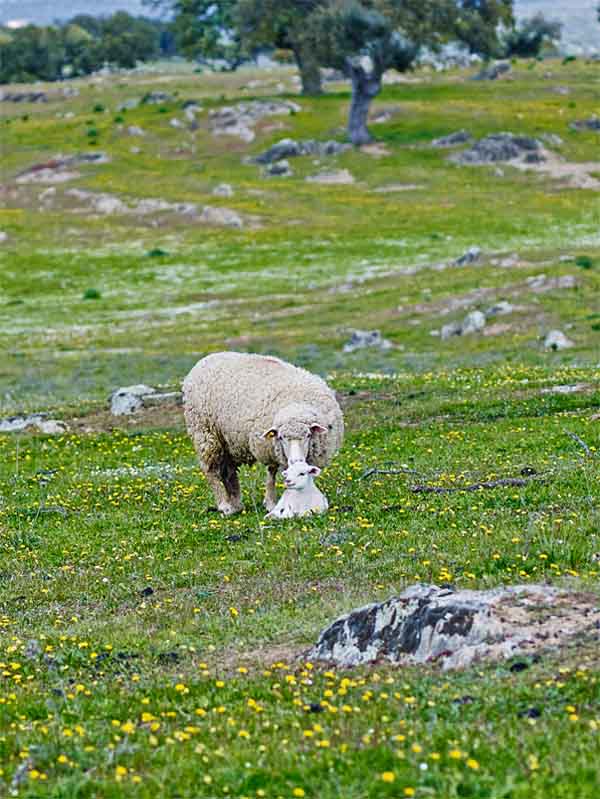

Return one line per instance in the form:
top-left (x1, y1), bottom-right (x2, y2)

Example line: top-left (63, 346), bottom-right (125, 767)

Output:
top-left (263, 403), bottom-right (326, 464)
top-left (282, 461), bottom-right (321, 491)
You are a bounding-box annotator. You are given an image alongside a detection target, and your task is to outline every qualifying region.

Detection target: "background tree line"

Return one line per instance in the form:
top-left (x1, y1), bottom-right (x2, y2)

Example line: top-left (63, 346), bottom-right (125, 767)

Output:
top-left (0, 11), bottom-right (176, 83)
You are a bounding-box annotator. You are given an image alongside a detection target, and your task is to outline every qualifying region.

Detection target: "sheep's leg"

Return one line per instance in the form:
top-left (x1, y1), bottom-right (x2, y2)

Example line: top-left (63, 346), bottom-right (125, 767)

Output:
top-left (264, 464), bottom-right (279, 511)
top-left (188, 418), bottom-right (242, 515)
top-left (220, 455), bottom-right (243, 514)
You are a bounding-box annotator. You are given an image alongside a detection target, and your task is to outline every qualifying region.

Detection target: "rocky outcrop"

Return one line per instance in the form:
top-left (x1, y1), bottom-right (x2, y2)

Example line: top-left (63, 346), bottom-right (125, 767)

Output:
top-left (210, 101), bottom-right (301, 143)
top-left (451, 134), bottom-right (544, 165)
top-left (110, 385), bottom-right (182, 416)
top-left (0, 414), bottom-right (67, 434)
top-left (309, 583), bottom-right (600, 671)
top-left (254, 138), bottom-right (351, 165)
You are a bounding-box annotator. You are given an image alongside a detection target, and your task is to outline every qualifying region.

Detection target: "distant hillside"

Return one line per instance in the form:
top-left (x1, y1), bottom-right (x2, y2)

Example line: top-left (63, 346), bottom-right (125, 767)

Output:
top-left (515, 0), bottom-right (600, 54)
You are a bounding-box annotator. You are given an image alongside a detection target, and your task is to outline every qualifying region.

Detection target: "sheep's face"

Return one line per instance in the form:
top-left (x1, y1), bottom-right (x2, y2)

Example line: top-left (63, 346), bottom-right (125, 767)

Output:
top-left (282, 462), bottom-right (321, 491)
top-left (263, 423), bottom-right (326, 464)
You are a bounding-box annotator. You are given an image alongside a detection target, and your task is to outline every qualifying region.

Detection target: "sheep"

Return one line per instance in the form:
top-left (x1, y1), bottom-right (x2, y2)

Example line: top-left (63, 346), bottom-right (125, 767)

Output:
top-left (182, 352), bottom-right (344, 515)
top-left (266, 461), bottom-right (328, 519)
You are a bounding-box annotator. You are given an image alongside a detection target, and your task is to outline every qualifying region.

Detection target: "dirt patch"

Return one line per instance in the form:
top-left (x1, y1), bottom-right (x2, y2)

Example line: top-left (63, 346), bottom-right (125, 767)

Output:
top-left (514, 150), bottom-right (600, 191)
top-left (68, 401), bottom-right (185, 434)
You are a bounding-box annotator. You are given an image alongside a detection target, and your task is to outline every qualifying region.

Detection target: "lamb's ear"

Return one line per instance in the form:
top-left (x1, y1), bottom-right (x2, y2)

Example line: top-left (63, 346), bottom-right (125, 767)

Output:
top-left (308, 465), bottom-right (321, 477)
top-left (263, 428), bottom-right (278, 440)
top-left (310, 424), bottom-right (327, 436)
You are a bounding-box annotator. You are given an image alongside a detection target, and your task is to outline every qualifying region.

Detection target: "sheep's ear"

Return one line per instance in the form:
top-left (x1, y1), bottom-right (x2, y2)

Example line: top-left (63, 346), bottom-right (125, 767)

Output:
top-left (263, 428), bottom-right (278, 440)
top-left (310, 424), bottom-right (327, 436)
top-left (308, 465), bottom-right (321, 477)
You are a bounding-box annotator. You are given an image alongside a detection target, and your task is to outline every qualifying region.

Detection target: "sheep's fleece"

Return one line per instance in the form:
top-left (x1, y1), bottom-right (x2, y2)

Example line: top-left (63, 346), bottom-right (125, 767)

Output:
top-left (182, 352), bottom-right (344, 512)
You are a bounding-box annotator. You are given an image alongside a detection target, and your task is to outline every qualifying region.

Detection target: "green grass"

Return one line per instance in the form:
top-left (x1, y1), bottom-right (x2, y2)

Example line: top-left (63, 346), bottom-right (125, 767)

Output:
top-left (1, 59), bottom-right (600, 798)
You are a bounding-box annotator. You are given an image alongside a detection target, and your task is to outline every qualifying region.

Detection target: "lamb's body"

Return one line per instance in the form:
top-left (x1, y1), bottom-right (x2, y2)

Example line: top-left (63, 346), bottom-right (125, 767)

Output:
top-left (183, 352), bottom-right (344, 514)
top-left (267, 462), bottom-right (328, 519)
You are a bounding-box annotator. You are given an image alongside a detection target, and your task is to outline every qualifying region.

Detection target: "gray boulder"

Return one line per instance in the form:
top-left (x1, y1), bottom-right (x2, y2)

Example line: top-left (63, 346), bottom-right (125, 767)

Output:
top-left (309, 583), bottom-right (600, 671)
top-left (264, 160), bottom-right (293, 177)
top-left (451, 133), bottom-right (543, 165)
top-left (455, 246), bottom-right (482, 266)
top-left (110, 385), bottom-right (156, 415)
top-left (544, 330), bottom-right (574, 351)
top-left (570, 117), bottom-right (600, 132)
top-left (254, 138), bottom-right (350, 165)
top-left (343, 329), bottom-right (392, 353)
top-left (461, 310), bottom-right (486, 335)
top-left (0, 414), bottom-right (67, 434)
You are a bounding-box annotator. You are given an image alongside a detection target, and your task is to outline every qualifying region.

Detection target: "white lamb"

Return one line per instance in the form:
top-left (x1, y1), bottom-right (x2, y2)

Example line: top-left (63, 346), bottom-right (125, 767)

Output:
top-left (267, 462), bottom-right (328, 519)
top-left (182, 352), bottom-right (344, 515)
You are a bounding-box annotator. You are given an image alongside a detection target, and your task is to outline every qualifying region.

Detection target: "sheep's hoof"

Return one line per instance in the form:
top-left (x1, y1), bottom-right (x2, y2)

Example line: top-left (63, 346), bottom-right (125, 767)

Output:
top-left (218, 501), bottom-right (242, 516)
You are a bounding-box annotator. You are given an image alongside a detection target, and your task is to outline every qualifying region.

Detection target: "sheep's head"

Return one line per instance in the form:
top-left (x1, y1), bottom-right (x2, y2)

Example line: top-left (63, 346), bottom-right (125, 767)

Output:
top-left (263, 420), bottom-right (326, 463)
top-left (282, 461), bottom-right (321, 491)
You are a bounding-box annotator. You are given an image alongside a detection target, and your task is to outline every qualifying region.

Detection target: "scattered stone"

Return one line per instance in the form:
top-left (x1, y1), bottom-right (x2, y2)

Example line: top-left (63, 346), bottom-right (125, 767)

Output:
top-left (544, 330), bottom-right (574, 351)
top-left (210, 100), bottom-right (301, 143)
top-left (254, 138), bottom-right (350, 165)
top-left (570, 117), bottom-right (600, 132)
top-left (15, 152), bottom-right (109, 184)
top-left (169, 118), bottom-right (184, 129)
top-left (306, 169), bottom-right (355, 185)
top-left (309, 583), bottom-right (600, 671)
top-left (431, 130), bottom-right (473, 148)
top-left (117, 98), bottom-right (141, 111)
top-left (526, 274), bottom-right (577, 292)
top-left (451, 133), bottom-right (543, 166)
top-left (199, 206), bottom-right (244, 228)
top-left (264, 160), bottom-right (293, 177)
top-left (343, 330), bottom-right (392, 353)
top-left (142, 92), bottom-right (173, 105)
top-left (441, 309), bottom-right (486, 339)
top-left (461, 310), bottom-right (486, 335)
top-left (472, 61), bottom-right (511, 81)
top-left (540, 384), bottom-right (588, 395)
top-left (486, 301), bottom-right (514, 316)
top-left (110, 385), bottom-right (156, 416)
top-left (372, 183), bottom-right (424, 193)
top-left (441, 321), bottom-right (463, 340)
top-left (184, 103), bottom-right (202, 122)
top-left (455, 246), bottom-right (482, 266)
top-left (0, 414), bottom-right (68, 434)
top-left (212, 183), bottom-right (234, 198)
top-left (540, 133), bottom-right (564, 147)
top-left (0, 91), bottom-right (47, 103)
top-left (0, 231), bottom-right (7, 243)
top-left (127, 125), bottom-right (146, 136)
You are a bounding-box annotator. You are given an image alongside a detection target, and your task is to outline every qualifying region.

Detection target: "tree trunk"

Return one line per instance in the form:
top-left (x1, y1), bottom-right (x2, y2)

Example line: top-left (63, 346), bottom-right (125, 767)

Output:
top-left (347, 60), bottom-right (382, 147)
top-left (294, 45), bottom-right (323, 96)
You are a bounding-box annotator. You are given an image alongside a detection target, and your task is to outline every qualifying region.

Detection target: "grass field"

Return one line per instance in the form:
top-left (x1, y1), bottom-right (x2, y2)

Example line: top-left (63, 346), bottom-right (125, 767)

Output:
top-left (1, 58), bottom-right (600, 797)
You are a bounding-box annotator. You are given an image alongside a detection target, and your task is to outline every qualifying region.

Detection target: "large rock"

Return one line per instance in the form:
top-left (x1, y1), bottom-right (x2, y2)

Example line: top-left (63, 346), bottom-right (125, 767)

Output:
top-left (451, 133), bottom-right (543, 166)
top-left (570, 116), bottom-right (600, 132)
top-left (544, 330), bottom-right (574, 350)
top-left (309, 583), bottom-right (600, 671)
top-left (210, 101), bottom-right (301, 143)
top-left (254, 138), bottom-right (350, 165)
top-left (0, 414), bottom-right (67, 434)
top-left (199, 206), bottom-right (244, 228)
top-left (110, 385), bottom-right (156, 415)
top-left (343, 330), bottom-right (392, 353)
top-left (110, 385), bottom-right (182, 415)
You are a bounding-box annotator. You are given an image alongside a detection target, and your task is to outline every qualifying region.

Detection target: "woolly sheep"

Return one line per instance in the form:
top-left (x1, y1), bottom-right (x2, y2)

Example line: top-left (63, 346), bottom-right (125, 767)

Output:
top-left (266, 462), bottom-right (328, 519)
top-left (182, 352), bottom-right (344, 515)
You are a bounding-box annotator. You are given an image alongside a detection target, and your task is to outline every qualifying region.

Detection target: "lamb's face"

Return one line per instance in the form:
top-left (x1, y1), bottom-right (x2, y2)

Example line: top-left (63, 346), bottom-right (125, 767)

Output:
top-left (282, 462), bottom-right (321, 491)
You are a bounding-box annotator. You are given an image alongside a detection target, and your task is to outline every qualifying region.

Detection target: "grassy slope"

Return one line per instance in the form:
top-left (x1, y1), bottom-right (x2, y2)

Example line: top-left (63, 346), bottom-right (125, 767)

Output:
top-left (1, 61), bottom-right (600, 797)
